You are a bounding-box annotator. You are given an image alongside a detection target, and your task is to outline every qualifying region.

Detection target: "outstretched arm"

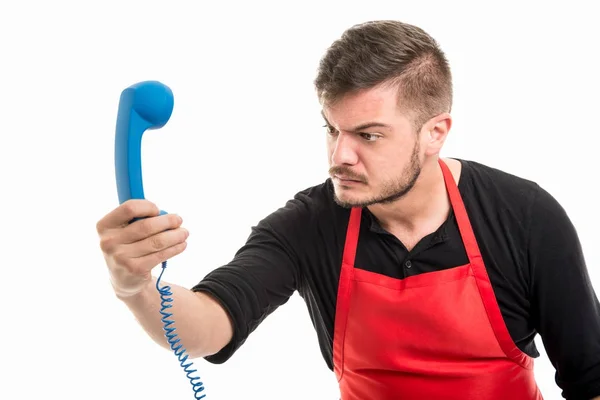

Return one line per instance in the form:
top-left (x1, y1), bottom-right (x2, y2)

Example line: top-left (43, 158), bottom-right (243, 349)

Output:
top-left (117, 277), bottom-right (233, 358)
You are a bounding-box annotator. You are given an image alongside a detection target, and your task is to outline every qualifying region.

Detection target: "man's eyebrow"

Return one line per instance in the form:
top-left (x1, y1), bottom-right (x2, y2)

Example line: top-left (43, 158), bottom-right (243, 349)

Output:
top-left (321, 110), bottom-right (391, 132)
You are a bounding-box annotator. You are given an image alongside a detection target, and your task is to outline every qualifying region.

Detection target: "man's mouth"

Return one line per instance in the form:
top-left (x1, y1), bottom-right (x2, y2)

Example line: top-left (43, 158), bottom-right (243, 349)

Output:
top-left (334, 175), bottom-right (363, 183)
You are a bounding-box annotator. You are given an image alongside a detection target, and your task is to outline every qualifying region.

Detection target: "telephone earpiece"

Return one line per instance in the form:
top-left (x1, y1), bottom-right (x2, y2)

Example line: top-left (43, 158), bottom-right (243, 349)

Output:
top-left (115, 80), bottom-right (174, 218)
top-left (113, 81), bottom-right (207, 399)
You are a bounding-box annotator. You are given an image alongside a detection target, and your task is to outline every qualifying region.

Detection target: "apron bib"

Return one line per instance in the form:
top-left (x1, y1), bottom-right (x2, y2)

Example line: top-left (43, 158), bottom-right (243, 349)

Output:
top-left (332, 159), bottom-right (543, 400)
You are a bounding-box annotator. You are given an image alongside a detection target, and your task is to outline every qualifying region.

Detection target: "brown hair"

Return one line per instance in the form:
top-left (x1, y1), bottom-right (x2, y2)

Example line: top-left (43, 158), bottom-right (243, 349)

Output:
top-left (314, 20), bottom-right (453, 131)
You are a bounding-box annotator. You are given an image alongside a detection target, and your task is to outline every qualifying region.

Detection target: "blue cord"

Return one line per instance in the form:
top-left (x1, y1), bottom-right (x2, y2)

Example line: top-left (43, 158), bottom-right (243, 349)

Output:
top-left (156, 261), bottom-right (207, 399)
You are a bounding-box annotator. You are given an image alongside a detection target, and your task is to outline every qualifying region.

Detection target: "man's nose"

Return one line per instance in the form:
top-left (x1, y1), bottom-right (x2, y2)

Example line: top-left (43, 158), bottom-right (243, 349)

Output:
top-left (331, 133), bottom-right (358, 166)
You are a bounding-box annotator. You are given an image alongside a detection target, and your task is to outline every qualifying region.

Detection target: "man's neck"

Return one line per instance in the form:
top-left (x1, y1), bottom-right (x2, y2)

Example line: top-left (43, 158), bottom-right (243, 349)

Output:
top-left (367, 158), bottom-right (459, 235)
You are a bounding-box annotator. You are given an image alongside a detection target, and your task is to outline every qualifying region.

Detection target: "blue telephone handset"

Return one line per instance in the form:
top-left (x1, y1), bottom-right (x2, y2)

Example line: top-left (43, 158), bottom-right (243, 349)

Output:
top-left (114, 81), bottom-right (207, 399)
top-left (115, 80), bottom-right (172, 218)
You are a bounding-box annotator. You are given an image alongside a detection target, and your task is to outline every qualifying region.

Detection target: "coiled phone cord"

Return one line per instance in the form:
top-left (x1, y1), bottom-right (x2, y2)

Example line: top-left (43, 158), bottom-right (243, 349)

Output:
top-left (156, 260), bottom-right (207, 399)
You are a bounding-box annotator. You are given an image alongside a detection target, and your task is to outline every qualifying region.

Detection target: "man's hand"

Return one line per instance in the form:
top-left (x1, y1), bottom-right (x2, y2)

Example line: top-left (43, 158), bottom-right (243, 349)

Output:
top-left (96, 199), bottom-right (189, 298)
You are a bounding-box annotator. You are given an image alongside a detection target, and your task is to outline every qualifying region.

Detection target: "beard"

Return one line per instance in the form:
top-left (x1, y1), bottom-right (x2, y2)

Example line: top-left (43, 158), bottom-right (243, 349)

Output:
top-left (330, 142), bottom-right (422, 209)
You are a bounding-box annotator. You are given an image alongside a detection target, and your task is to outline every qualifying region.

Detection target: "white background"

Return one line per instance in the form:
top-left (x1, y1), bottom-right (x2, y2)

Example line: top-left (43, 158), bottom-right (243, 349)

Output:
top-left (1, 1), bottom-right (599, 399)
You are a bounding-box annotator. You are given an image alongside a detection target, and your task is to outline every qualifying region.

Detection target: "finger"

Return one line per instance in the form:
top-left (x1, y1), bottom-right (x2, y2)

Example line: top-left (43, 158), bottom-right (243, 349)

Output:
top-left (133, 241), bottom-right (188, 272)
top-left (120, 213), bottom-right (183, 244)
top-left (127, 226), bottom-right (189, 258)
top-left (96, 200), bottom-right (160, 233)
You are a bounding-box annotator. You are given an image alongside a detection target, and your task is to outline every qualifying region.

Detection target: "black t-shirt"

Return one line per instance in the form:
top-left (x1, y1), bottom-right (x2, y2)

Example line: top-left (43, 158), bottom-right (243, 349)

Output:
top-left (192, 158), bottom-right (600, 400)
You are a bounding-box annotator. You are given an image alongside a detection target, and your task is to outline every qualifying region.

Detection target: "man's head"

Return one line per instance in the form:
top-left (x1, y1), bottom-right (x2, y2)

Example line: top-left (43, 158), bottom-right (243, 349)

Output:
top-left (314, 20), bottom-right (453, 208)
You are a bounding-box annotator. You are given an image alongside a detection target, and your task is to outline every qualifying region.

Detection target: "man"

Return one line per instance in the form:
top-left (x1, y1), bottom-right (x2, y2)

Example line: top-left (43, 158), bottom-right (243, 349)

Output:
top-left (96, 20), bottom-right (600, 399)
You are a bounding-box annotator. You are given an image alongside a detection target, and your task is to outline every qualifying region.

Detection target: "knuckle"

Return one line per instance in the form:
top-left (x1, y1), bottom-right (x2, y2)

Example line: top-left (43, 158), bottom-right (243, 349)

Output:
top-left (138, 218), bottom-right (155, 236)
top-left (99, 235), bottom-right (116, 252)
top-left (142, 200), bottom-right (159, 216)
top-left (149, 234), bottom-right (164, 250)
top-left (122, 201), bottom-right (137, 219)
top-left (96, 219), bottom-right (104, 234)
top-left (112, 251), bottom-right (130, 268)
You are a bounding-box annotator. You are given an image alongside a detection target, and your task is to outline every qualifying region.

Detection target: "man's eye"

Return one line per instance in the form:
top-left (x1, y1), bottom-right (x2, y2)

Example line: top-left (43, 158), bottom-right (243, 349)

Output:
top-left (324, 125), bottom-right (337, 135)
top-left (360, 133), bottom-right (379, 141)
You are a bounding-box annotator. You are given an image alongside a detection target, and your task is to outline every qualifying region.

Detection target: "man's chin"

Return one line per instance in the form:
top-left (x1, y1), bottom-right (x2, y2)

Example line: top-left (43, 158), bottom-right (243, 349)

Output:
top-left (333, 193), bottom-right (370, 208)
top-left (333, 188), bottom-right (411, 208)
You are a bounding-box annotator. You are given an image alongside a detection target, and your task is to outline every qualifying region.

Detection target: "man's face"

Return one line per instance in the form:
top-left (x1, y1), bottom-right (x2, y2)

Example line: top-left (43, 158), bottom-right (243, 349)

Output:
top-left (323, 85), bottom-right (425, 208)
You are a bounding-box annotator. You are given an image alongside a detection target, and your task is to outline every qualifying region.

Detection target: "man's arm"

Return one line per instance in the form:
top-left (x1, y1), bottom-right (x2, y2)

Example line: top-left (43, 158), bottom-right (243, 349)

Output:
top-left (189, 190), bottom-right (316, 364)
top-left (527, 186), bottom-right (600, 399)
top-left (97, 200), bottom-right (235, 359)
top-left (102, 188), bottom-right (313, 365)
top-left (116, 277), bottom-right (233, 359)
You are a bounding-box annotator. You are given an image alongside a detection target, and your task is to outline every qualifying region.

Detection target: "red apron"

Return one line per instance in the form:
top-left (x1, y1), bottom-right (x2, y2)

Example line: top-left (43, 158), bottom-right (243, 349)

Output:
top-left (332, 159), bottom-right (543, 399)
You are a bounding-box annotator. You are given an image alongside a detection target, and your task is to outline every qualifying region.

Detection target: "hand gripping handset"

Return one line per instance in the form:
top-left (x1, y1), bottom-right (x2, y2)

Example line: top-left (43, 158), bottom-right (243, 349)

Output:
top-left (114, 81), bottom-right (207, 399)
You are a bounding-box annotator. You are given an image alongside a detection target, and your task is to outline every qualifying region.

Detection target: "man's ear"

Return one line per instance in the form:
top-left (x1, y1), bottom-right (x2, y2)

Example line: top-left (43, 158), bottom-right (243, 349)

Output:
top-left (423, 113), bottom-right (452, 156)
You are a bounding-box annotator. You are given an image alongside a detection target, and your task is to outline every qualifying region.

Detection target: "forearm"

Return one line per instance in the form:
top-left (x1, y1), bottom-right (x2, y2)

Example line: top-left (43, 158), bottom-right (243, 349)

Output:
top-left (116, 277), bottom-right (233, 358)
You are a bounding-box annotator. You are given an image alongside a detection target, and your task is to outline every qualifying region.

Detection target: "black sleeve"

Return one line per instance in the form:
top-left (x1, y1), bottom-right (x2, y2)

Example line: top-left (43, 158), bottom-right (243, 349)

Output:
top-left (528, 186), bottom-right (600, 400)
top-left (191, 194), bottom-right (311, 364)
